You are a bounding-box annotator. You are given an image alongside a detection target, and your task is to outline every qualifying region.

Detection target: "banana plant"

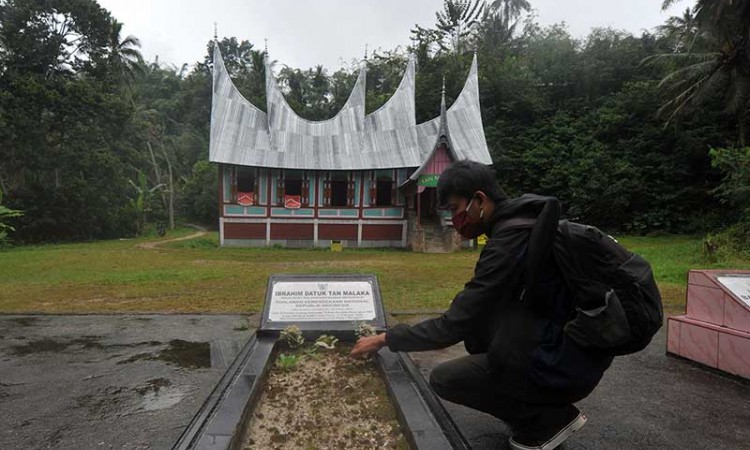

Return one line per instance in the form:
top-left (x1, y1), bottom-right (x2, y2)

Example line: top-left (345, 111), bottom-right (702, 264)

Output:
top-left (128, 170), bottom-right (164, 236)
top-left (0, 189), bottom-right (23, 244)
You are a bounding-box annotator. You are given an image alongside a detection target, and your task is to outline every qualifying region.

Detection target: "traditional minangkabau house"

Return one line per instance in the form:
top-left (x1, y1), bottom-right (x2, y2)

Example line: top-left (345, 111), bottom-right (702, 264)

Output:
top-left (209, 45), bottom-right (492, 252)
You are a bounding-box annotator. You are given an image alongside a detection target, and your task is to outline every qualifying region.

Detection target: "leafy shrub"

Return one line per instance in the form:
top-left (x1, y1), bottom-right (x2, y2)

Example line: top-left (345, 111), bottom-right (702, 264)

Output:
top-left (314, 334), bottom-right (339, 350)
top-left (280, 325), bottom-right (305, 349)
top-left (277, 353), bottom-right (300, 371)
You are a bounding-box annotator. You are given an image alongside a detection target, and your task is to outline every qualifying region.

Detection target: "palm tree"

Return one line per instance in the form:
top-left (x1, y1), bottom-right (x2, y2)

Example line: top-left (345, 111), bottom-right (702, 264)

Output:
top-left (489, 0), bottom-right (531, 22)
top-left (435, 0), bottom-right (486, 53)
top-left (661, 0), bottom-right (750, 32)
top-left (657, 7), bottom-right (700, 52)
top-left (482, 0), bottom-right (531, 47)
top-left (278, 66), bottom-right (309, 113)
top-left (106, 19), bottom-right (144, 83)
top-left (650, 0), bottom-right (750, 144)
top-left (308, 65), bottom-right (330, 118)
top-left (246, 49), bottom-right (268, 109)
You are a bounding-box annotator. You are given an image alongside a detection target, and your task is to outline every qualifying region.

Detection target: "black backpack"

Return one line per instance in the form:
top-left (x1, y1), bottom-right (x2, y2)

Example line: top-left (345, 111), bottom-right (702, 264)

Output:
top-left (501, 218), bottom-right (664, 356)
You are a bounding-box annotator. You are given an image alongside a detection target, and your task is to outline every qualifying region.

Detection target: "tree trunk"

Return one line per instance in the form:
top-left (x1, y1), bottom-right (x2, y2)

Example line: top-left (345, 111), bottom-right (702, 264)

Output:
top-left (147, 141), bottom-right (167, 210)
top-left (161, 145), bottom-right (175, 230)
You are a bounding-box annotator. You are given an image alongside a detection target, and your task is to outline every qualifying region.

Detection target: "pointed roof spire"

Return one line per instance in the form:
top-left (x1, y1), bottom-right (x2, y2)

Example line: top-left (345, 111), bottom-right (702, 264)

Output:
top-left (213, 22), bottom-right (218, 41)
top-left (264, 38), bottom-right (268, 55)
top-left (364, 43), bottom-right (368, 61)
top-left (438, 73), bottom-right (449, 148)
top-left (440, 75), bottom-right (447, 115)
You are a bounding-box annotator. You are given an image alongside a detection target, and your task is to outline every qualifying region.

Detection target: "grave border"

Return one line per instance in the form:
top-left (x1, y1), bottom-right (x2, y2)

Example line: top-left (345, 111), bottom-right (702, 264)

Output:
top-left (172, 336), bottom-right (469, 450)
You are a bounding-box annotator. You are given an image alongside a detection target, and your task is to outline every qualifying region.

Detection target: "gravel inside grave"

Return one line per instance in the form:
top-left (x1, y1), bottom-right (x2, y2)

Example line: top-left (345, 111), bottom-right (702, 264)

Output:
top-left (241, 345), bottom-right (409, 450)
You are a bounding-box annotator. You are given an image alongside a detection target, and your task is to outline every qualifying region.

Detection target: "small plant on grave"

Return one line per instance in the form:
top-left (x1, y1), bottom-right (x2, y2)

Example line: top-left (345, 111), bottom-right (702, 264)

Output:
top-left (302, 345), bottom-right (323, 360)
top-left (277, 353), bottom-right (300, 371)
top-left (355, 322), bottom-right (377, 339)
top-left (280, 325), bottom-right (305, 349)
top-left (314, 334), bottom-right (339, 350)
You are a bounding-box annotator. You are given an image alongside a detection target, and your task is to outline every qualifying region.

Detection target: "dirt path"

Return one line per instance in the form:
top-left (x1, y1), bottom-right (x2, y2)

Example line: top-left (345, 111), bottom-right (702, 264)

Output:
top-left (136, 225), bottom-right (208, 250)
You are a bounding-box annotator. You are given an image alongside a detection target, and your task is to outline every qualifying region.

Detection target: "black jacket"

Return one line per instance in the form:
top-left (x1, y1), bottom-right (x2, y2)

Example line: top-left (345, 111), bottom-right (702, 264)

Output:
top-left (386, 194), bottom-right (613, 393)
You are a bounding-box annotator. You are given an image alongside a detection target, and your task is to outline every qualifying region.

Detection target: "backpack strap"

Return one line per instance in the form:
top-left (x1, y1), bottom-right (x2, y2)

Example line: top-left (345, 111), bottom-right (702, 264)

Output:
top-left (495, 217), bottom-right (537, 231)
top-left (494, 199), bottom-right (562, 303)
top-left (495, 217), bottom-right (538, 301)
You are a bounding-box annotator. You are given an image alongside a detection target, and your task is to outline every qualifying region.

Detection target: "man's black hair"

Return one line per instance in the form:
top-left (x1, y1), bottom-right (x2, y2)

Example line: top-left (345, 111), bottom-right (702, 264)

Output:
top-left (437, 160), bottom-right (507, 206)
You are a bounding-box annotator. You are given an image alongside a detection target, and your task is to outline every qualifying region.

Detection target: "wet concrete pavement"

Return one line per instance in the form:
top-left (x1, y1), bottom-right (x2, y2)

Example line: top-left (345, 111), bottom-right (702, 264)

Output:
top-left (409, 325), bottom-right (750, 450)
top-left (0, 314), bottom-right (252, 450)
top-left (1, 313), bottom-right (748, 450)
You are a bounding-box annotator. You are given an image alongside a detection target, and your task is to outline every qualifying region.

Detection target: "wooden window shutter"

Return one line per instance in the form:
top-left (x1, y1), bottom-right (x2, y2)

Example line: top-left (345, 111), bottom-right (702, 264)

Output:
top-left (230, 167), bottom-right (238, 203)
top-left (324, 178), bottom-right (331, 207)
top-left (276, 176), bottom-right (284, 206)
top-left (347, 179), bottom-right (355, 207)
top-left (302, 178), bottom-right (310, 206)
top-left (369, 179), bottom-right (377, 207)
top-left (253, 170), bottom-right (260, 205)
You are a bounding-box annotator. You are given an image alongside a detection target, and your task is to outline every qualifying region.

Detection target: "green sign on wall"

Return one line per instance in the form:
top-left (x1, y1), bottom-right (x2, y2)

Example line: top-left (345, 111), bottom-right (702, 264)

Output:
top-left (418, 174), bottom-right (439, 187)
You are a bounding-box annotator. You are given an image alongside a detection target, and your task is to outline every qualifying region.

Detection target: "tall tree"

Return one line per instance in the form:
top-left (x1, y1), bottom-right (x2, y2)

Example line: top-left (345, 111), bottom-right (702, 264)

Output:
top-left (0, 0), bottom-right (139, 242)
top-left (0, 0), bottom-right (111, 76)
top-left (489, 0), bottom-right (530, 23)
top-left (435, 0), bottom-right (486, 52)
top-left (105, 18), bottom-right (143, 83)
top-left (652, 0), bottom-right (750, 144)
top-left (657, 7), bottom-right (700, 52)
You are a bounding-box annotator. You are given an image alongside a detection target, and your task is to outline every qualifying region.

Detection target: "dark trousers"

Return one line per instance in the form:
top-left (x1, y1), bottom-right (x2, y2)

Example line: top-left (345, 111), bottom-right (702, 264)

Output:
top-left (428, 353), bottom-right (593, 428)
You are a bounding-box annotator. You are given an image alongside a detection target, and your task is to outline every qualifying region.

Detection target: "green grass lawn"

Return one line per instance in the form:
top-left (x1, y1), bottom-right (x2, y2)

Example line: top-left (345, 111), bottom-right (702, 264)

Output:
top-left (1, 230), bottom-right (747, 314)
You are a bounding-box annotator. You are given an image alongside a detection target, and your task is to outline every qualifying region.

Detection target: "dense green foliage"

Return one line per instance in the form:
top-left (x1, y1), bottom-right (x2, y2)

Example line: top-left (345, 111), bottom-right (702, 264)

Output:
top-left (0, 0), bottom-right (748, 243)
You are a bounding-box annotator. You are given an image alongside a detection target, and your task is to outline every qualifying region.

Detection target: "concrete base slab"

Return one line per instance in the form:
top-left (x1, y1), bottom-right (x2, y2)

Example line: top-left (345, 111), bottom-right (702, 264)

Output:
top-left (0, 314), bottom-right (252, 450)
top-left (408, 327), bottom-right (750, 450)
top-left (2, 314), bottom-right (749, 450)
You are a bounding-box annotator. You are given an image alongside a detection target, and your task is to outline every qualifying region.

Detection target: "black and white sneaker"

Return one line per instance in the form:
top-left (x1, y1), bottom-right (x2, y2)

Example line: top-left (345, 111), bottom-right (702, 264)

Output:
top-left (509, 405), bottom-right (587, 450)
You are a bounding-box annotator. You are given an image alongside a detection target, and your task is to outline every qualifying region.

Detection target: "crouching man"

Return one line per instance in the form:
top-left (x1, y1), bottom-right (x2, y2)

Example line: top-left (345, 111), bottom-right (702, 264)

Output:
top-left (351, 160), bottom-right (613, 450)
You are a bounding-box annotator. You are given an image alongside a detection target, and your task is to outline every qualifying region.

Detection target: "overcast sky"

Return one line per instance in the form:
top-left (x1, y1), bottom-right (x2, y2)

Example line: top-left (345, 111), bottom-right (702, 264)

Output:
top-left (97, 0), bottom-right (691, 71)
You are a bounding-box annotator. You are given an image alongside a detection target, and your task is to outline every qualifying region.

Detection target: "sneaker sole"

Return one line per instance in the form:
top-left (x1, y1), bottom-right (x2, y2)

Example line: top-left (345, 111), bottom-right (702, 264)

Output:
top-left (509, 411), bottom-right (588, 450)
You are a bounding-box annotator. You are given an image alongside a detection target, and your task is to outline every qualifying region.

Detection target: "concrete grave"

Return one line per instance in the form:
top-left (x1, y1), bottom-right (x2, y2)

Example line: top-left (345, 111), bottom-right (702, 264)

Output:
top-left (173, 274), bottom-right (469, 450)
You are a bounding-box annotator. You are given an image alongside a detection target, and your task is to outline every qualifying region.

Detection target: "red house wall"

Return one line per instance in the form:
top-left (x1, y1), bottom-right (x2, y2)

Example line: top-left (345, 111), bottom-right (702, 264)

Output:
top-left (362, 224), bottom-right (403, 241)
top-left (319, 224), bottom-right (358, 240)
top-left (270, 223), bottom-right (314, 240)
top-left (224, 222), bottom-right (265, 239)
top-left (424, 145), bottom-right (452, 175)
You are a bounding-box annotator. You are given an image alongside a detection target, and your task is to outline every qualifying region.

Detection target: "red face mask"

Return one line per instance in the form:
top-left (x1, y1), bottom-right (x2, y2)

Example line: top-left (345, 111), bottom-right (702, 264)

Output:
top-left (452, 197), bottom-right (484, 239)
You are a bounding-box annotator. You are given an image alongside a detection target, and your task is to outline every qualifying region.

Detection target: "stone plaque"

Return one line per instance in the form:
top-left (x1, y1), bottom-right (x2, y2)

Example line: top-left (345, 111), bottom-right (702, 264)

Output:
top-left (269, 281), bottom-right (376, 322)
top-left (717, 275), bottom-right (750, 308)
top-left (259, 274), bottom-right (386, 331)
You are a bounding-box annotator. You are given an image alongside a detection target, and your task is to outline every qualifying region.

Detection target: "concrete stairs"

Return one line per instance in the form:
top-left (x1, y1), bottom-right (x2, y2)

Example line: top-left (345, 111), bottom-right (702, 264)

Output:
top-left (422, 222), bottom-right (453, 253)
top-left (407, 211), bottom-right (461, 253)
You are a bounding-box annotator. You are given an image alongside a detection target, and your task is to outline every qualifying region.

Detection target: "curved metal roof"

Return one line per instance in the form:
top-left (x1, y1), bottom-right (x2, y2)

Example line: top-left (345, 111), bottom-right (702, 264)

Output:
top-left (445, 56), bottom-right (492, 165)
top-left (209, 46), bottom-right (491, 170)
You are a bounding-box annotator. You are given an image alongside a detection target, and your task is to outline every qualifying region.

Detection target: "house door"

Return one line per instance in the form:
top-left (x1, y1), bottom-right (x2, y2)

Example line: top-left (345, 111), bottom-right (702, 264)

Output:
top-left (418, 187), bottom-right (438, 221)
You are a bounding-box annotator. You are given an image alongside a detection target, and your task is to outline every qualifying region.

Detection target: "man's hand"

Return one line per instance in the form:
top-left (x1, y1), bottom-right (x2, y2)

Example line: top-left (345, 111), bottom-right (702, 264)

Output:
top-left (350, 333), bottom-right (387, 358)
